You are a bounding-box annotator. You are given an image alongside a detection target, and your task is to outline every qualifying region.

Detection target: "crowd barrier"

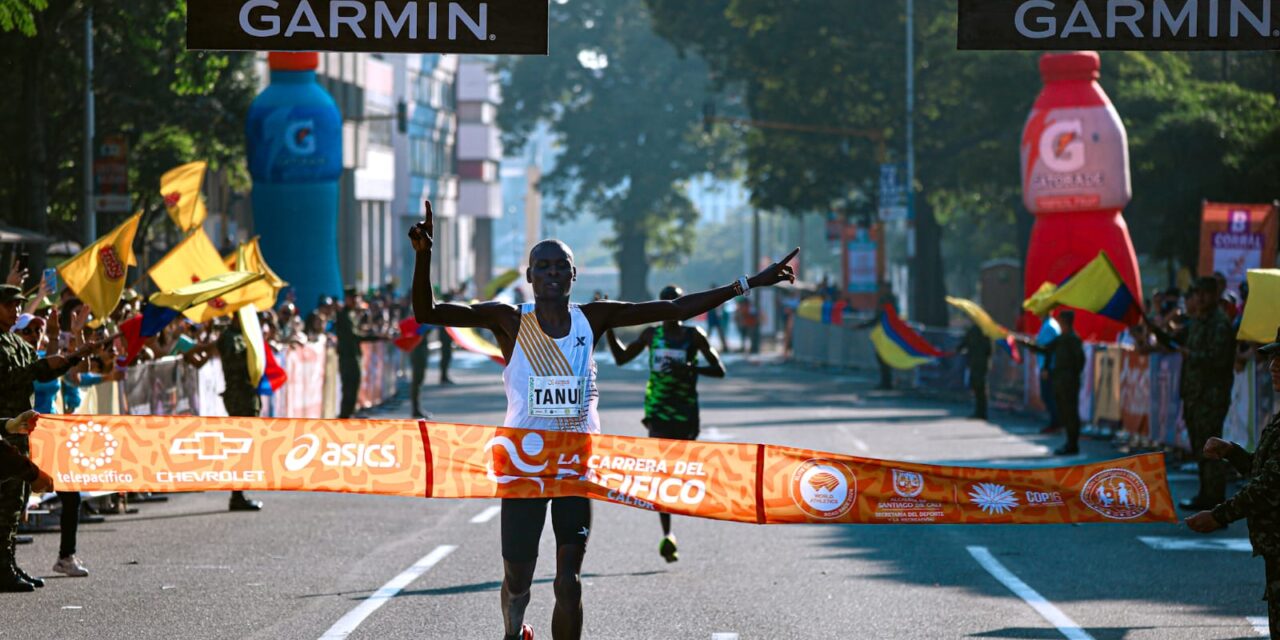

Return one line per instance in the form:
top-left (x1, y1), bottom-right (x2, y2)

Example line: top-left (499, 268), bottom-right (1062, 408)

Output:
top-left (49, 340), bottom-right (407, 421)
top-left (792, 316), bottom-right (1276, 453)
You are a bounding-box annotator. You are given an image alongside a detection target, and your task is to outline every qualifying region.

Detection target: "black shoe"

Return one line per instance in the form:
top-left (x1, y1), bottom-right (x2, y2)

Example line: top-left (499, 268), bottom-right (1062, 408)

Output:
top-left (412, 410), bottom-right (433, 420)
top-left (1053, 445), bottom-right (1079, 456)
top-left (229, 497), bottom-right (264, 512)
top-left (1178, 497), bottom-right (1215, 511)
top-left (11, 564), bottom-right (42, 588)
top-left (0, 571), bottom-right (34, 593)
top-left (440, 378), bottom-right (455, 386)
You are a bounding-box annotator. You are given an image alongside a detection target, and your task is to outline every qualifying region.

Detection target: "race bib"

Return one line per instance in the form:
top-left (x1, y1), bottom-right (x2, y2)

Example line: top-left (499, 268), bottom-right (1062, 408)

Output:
top-left (651, 348), bottom-right (687, 373)
top-left (528, 376), bottom-right (589, 418)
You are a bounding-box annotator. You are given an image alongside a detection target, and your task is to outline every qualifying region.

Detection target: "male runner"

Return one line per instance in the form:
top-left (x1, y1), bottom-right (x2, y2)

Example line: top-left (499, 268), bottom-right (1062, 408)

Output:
top-left (408, 202), bottom-right (796, 640)
top-left (603, 285), bottom-right (724, 563)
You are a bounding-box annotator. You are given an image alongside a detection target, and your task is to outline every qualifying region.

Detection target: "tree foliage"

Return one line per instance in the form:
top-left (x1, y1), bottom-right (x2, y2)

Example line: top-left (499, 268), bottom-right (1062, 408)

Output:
top-left (498, 0), bottom-right (729, 300)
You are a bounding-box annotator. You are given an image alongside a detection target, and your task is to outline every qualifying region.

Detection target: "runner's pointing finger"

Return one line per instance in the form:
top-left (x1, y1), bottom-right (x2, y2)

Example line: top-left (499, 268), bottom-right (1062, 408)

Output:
top-left (780, 247), bottom-right (800, 266)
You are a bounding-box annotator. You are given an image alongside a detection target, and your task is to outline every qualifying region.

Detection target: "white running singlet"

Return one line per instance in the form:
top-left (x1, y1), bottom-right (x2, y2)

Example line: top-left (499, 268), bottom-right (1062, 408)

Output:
top-left (502, 303), bottom-right (601, 434)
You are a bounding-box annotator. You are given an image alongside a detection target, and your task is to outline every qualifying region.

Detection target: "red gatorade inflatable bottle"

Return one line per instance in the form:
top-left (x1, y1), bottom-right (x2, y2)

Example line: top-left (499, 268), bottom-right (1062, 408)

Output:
top-left (1021, 51), bottom-right (1142, 341)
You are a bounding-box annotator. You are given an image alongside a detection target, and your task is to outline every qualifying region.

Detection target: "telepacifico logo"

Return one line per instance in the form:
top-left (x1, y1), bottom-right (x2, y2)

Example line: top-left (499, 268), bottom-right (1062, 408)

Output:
top-left (1039, 119), bottom-right (1086, 173)
top-left (284, 119), bottom-right (317, 155)
top-left (892, 468), bottom-right (924, 498)
top-left (791, 459), bottom-right (857, 520)
top-left (1081, 468), bottom-right (1150, 519)
top-left (282, 434), bottom-right (398, 472)
top-left (484, 432), bottom-right (549, 490)
top-left (68, 420), bottom-right (119, 471)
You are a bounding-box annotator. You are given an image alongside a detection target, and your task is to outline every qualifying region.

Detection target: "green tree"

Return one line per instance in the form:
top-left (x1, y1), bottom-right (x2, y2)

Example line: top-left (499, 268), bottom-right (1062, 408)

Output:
top-left (498, 0), bottom-right (729, 300)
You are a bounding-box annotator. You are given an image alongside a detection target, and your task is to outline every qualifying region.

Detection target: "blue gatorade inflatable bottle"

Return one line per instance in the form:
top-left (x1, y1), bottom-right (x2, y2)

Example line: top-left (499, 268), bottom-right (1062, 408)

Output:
top-left (247, 52), bottom-right (343, 315)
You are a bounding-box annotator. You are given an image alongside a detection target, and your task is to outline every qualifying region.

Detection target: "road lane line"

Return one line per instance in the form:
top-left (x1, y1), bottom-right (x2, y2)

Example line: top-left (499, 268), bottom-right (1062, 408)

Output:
top-left (711, 634), bottom-right (739, 640)
top-left (1138, 536), bottom-right (1251, 552)
top-left (318, 545), bottom-right (458, 640)
top-left (836, 424), bottom-right (870, 453)
top-left (966, 546), bottom-right (1094, 640)
top-left (469, 505), bottom-right (502, 524)
top-left (1247, 616), bottom-right (1270, 637)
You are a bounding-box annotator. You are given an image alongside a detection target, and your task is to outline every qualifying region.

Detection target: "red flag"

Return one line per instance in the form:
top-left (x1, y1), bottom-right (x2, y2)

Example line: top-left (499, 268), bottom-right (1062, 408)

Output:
top-left (393, 317), bottom-right (427, 352)
top-left (264, 346), bottom-right (287, 391)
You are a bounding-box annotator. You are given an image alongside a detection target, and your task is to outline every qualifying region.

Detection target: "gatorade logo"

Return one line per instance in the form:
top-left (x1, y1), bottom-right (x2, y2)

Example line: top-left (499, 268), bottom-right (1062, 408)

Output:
top-left (285, 119), bottom-right (317, 155)
top-left (1039, 119), bottom-right (1085, 173)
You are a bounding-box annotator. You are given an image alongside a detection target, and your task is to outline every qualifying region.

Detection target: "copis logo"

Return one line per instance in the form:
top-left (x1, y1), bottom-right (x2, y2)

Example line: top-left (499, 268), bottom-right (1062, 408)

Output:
top-left (791, 459), bottom-right (857, 520)
top-left (484, 432), bottom-right (550, 490)
top-left (1081, 468), bottom-right (1149, 520)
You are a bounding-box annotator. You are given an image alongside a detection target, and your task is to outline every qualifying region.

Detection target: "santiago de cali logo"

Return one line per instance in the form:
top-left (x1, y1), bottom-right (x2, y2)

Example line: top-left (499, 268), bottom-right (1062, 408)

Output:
top-left (68, 421), bottom-right (119, 471)
top-left (968, 483), bottom-right (1019, 515)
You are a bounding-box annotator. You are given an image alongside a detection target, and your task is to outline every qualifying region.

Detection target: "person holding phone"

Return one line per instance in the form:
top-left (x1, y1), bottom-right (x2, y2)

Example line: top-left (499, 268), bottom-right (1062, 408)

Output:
top-left (408, 201), bottom-right (797, 640)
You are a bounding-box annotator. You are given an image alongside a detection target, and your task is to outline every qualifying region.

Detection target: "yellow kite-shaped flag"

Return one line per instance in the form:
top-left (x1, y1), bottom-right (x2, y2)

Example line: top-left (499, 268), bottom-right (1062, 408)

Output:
top-left (57, 212), bottom-right (142, 322)
top-left (238, 303), bottom-right (266, 388)
top-left (1238, 269), bottom-right (1280, 343)
top-left (945, 297), bottom-right (1010, 339)
top-left (223, 237), bottom-right (287, 310)
top-left (149, 271), bottom-right (265, 312)
top-left (148, 228), bottom-right (251, 323)
top-left (482, 268), bottom-right (520, 300)
top-left (160, 161), bottom-right (209, 232)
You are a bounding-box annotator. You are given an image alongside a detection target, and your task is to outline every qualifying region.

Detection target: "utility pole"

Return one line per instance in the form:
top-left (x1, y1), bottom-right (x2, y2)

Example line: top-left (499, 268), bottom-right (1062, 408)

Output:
top-left (83, 3), bottom-right (96, 246)
top-left (903, 0), bottom-right (917, 318)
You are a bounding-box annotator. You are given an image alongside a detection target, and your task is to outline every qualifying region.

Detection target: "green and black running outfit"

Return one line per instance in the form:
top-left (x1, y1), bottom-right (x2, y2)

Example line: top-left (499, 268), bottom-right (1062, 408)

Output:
top-left (643, 325), bottom-right (702, 441)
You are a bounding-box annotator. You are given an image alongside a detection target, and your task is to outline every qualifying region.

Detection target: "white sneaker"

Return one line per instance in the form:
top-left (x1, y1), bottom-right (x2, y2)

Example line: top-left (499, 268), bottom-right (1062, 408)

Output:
top-left (53, 555), bottom-right (88, 577)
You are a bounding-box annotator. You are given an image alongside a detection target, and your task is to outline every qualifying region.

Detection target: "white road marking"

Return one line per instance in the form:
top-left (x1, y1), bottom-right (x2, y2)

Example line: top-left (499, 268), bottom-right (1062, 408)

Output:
top-left (318, 545), bottom-right (457, 640)
top-left (701, 426), bottom-right (737, 442)
top-left (711, 634), bottom-right (739, 640)
top-left (836, 424), bottom-right (871, 453)
top-left (966, 546), bottom-right (1094, 640)
top-left (469, 505), bottom-right (502, 524)
top-left (1247, 616), bottom-right (1270, 637)
top-left (1138, 536), bottom-right (1252, 552)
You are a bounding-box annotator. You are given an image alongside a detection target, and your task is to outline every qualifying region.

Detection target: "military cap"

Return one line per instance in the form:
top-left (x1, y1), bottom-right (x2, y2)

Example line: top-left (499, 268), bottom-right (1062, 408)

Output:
top-left (0, 285), bottom-right (27, 304)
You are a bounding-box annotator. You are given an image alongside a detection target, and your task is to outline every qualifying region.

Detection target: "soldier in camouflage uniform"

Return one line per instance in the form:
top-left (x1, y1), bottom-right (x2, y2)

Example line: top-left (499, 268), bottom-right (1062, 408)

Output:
top-left (1152, 277), bottom-right (1236, 510)
top-left (1021, 310), bottom-right (1086, 455)
top-left (1187, 327), bottom-right (1280, 637)
top-left (336, 287), bottom-right (385, 419)
top-left (0, 285), bottom-right (78, 591)
top-left (603, 285), bottom-right (725, 563)
top-left (216, 320), bottom-right (264, 512)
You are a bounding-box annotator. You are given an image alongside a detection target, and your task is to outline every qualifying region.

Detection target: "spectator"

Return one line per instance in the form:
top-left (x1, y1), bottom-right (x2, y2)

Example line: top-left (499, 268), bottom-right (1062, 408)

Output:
top-left (957, 321), bottom-right (992, 421)
top-left (1035, 314), bottom-right (1062, 433)
top-left (1021, 310), bottom-right (1085, 455)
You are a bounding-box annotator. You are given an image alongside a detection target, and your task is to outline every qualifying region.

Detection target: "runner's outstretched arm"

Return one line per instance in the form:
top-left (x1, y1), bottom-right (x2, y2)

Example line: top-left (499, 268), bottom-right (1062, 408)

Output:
top-left (409, 202), bottom-right (513, 330)
top-left (604, 327), bottom-right (651, 365)
top-left (585, 249), bottom-right (799, 331)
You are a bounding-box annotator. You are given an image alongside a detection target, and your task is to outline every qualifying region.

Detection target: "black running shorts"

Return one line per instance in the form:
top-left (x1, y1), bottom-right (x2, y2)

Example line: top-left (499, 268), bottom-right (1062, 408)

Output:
top-left (643, 418), bottom-right (699, 441)
top-left (500, 496), bottom-right (592, 562)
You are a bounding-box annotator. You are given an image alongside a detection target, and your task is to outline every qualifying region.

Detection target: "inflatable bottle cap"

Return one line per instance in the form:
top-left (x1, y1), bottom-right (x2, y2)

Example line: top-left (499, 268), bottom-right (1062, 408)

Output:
top-left (1039, 51), bottom-right (1100, 82)
top-left (268, 52), bottom-right (320, 71)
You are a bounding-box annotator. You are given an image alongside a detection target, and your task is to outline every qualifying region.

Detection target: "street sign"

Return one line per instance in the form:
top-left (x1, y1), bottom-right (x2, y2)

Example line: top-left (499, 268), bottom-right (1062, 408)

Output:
top-left (878, 163), bottom-right (908, 221)
top-left (959, 0), bottom-right (1280, 51)
top-left (187, 0), bottom-right (549, 54)
top-left (94, 134), bottom-right (132, 214)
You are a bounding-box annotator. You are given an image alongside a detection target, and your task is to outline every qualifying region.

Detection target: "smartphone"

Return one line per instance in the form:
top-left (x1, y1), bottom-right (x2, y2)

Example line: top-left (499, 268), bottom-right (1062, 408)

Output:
top-left (43, 267), bottom-right (57, 292)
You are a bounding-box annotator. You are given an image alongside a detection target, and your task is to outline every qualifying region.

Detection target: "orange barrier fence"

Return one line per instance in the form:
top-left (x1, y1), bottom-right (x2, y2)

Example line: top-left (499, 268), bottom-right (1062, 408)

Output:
top-left (33, 414), bottom-right (1176, 525)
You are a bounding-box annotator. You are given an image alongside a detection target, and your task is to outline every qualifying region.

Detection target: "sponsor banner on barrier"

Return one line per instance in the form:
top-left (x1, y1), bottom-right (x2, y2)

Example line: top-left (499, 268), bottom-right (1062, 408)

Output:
top-left (33, 415), bottom-right (1176, 525)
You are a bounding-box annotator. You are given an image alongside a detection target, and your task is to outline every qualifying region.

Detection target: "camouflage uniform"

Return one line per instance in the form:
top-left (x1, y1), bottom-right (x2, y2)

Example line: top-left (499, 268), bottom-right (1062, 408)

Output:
top-left (958, 325), bottom-right (992, 420)
top-left (0, 330), bottom-right (71, 582)
top-left (1181, 308), bottom-right (1236, 504)
top-left (216, 325), bottom-right (261, 418)
top-left (1212, 411), bottom-right (1280, 636)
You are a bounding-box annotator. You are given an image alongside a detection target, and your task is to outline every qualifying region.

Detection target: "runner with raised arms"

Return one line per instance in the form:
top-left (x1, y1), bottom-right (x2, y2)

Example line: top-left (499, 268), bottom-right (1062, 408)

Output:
top-left (407, 201), bottom-right (797, 640)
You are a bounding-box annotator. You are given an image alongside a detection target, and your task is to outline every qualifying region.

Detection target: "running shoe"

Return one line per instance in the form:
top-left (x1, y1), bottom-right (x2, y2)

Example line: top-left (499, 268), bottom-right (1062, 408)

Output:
top-left (503, 624), bottom-right (534, 640)
top-left (53, 555), bottom-right (89, 577)
top-left (659, 534), bottom-right (679, 563)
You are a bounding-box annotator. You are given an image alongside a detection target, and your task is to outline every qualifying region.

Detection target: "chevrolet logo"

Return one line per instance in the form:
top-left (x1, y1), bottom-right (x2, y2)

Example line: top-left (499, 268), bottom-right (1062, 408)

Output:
top-left (170, 432), bottom-right (253, 461)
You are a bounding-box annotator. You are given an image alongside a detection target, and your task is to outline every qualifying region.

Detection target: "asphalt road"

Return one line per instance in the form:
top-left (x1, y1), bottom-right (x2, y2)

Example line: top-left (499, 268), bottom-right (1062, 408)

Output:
top-left (1, 352), bottom-right (1267, 640)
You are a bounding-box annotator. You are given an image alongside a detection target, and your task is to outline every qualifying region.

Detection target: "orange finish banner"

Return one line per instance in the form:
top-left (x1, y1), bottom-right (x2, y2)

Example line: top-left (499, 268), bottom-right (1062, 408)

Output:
top-left (30, 414), bottom-right (1176, 525)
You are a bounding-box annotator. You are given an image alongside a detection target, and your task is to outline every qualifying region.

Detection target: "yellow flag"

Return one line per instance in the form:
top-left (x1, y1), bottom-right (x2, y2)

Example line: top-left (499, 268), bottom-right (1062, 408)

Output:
top-left (222, 237), bottom-right (287, 310)
top-left (482, 268), bottom-right (520, 299)
top-left (238, 303), bottom-right (266, 387)
top-left (57, 212), bottom-right (142, 322)
top-left (149, 271), bottom-right (265, 312)
top-left (1238, 269), bottom-right (1280, 343)
top-left (160, 161), bottom-right (208, 232)
top-left (945, 297), bottom-right (1010, 339)
top-left (148, 228), bottom-right (252, 323)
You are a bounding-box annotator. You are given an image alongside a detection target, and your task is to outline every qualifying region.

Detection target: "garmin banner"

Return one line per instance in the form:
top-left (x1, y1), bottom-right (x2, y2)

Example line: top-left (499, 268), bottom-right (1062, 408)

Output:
top-left (188, 0), bottom-right (549, 54)
top-left (32, 414), bottom-right (1176, 525)
top-left (959, 0), bottom-right (1280, 50)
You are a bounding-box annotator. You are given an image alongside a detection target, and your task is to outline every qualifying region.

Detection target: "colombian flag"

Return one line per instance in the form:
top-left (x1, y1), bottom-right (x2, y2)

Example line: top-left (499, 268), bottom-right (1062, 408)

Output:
top-left (393, 317), bottom-right (432, 352)
top-left (946, 296), bottom-right (1021, 364)
top-left (869, 304), bottom-right (944, 370)
top-left (1022, 251), bottom-right (1143, 325)
top-left (797, 297), bottom-right (848, 325)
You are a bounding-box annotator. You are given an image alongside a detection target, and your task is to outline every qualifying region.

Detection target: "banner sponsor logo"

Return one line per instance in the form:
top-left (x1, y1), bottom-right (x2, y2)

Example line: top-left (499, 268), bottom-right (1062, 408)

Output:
top-left (959, 0), bottom-right (1280, 51)
top-left (791, 459), bottom-right (857, 519)
top-left (282, 434), bottom-right (399, 472)
top-left (1081, 468), bottom-right (1150, 519)
top-left (968, 482), bottom-right (1020, 515)
top-left (68, 421), bottom-right (119, 471)
top-left (187, 0), bottom-right (550, 55)
top-left (892, 468), bottom-right (924, 498)
top-left (1025, 490), bottom-right (1066, 507)
top-left (170, 432), bottom-right (253, 461)
top-left (1039, 119), bottom-right (1086, 173)
top-left (484, 431), bottom-right (550, 489)
top-left (284, 120), bottom-right (318, 155)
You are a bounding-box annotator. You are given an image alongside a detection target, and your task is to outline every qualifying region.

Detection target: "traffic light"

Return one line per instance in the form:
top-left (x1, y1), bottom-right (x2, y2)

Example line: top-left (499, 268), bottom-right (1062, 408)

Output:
top-left (396, 100), bottom-right (408, 134)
